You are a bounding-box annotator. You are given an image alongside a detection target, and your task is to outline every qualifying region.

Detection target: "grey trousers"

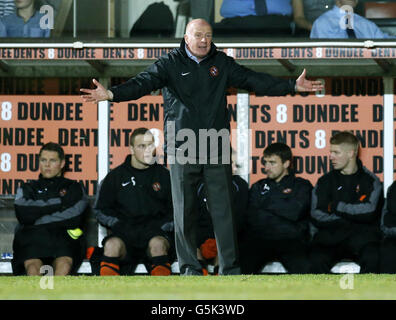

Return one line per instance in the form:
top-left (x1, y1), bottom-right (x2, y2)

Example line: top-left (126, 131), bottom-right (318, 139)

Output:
top-left (169, 162), bottom-right (240, 275)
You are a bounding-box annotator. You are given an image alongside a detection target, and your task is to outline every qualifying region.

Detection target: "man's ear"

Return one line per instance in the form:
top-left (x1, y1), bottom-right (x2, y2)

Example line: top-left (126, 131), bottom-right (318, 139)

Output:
top-left (129, 145), bottom-right (134, 156)
top-left (61, 159), bottom-right (66, 170)
top-left (283, 159), bottom-right (291, 170)
top-left (347, 148), bottom-right (355, 160)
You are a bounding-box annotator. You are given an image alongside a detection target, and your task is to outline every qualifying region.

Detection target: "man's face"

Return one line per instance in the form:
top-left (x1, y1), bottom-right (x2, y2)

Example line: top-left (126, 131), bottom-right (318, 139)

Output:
top-left (184, 21), bottom-right (212, 59)
top-left (39, 150), bottom-right (65, 179)
top-left (329, 143), bottom-right (354, 170)
top-left (14, 0), bottom-right (34, 9)
top-left (130, 133), bottom-right (156, 166)
top-left (263, 154), bottom-right (289, 182)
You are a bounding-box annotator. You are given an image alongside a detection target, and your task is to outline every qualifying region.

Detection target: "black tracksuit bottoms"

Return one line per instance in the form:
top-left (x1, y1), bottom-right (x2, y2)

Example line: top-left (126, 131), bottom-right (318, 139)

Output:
top-left (309, 234), bottom-right (380, 274)
top-left (239, 236), bottom-right (310, 274)
top-left (379, 238), bottom-right (396, 273)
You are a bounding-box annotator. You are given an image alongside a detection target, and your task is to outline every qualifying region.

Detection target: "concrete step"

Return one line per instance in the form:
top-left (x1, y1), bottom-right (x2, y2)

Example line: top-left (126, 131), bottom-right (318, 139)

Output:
top-left (0, 260), bottom-right (361, 275)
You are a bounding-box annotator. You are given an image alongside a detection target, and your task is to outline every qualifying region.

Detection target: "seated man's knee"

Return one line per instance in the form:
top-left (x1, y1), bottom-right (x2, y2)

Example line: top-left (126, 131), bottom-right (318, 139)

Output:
top-left (148, 236), bottom-right (169, 256)
top-left (104, 237), bottom-right (126, 258)
top-left (53, 256), bottom-right (73, 276)
top-left (24, 258), bottom-right (43, 276)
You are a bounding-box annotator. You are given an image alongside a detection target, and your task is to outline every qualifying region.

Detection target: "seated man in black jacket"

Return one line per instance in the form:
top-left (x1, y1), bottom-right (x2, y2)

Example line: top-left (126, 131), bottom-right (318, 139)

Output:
top-left (240, 143), bottom-right (312, 274)
top-left (310, 131), bottom-right (383, 273)
top-left (196, 149), bottom-right (249, 275)
top-left (12, 142), bottom-right (89, 276)
top-left (93, 128), bottom-right (174, 276)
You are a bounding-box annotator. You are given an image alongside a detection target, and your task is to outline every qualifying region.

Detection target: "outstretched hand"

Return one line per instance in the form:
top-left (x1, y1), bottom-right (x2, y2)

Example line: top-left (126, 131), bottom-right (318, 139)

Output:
top-left (295, 69), bottom-right (324, 92)
top-left (80, 79), bottom-right (113, 103)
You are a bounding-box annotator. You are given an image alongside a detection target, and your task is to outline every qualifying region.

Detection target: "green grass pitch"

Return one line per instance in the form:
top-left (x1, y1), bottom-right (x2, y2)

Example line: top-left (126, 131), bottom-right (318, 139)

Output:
top-left (1, 274), bottom-right (396, 300)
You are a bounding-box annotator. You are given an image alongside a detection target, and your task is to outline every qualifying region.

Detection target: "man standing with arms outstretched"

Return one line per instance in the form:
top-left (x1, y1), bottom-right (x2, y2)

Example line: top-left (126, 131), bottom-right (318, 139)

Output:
top-left (81, 19), bottom-right (323, 275)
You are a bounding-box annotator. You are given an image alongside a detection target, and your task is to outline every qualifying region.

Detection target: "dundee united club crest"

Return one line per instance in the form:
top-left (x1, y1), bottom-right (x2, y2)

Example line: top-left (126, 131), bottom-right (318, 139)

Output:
top-left (152, 182), bottom-right (161, 191)
top-left (209, 66), bottom-right (219, 77)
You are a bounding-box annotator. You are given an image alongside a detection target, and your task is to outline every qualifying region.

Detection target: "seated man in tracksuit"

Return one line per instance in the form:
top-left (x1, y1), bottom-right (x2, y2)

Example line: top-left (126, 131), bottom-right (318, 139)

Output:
top-left (379, 181), bottom-right (396, 273)
top-left (310, 131), bottom-right (383, 273)
top-left (196, 150), bottom-right (249, 275)
top-left (93, 128), bottom-right (175, 276)
top-left (240, 143), bottom-right (312, 274)
top-left (12, 142), bottom-right (89, 276)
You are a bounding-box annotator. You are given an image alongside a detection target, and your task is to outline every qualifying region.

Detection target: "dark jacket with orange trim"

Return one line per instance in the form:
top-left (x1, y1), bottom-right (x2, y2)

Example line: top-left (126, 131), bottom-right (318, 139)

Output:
top-left (311, 159), bottom-right (383, 246)
top-left (109, 39), bottom-right (296, 155)
top-left (14, 175), bottom-right (88, 230)
top-left (94, 155), bottom-right (173, 232)
top-left (247, 172), bottom-right (312, 241)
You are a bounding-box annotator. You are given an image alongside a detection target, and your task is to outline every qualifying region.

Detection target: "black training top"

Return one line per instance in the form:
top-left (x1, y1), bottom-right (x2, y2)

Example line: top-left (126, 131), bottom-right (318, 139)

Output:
top-left (94, 155), bottom-right (173, 228)
top-left (311, 159), bottom-right (383, 245)
top-left (110, 39), bottom-right (296, 154)
top-left (14, 175), bottom-right (88, 230)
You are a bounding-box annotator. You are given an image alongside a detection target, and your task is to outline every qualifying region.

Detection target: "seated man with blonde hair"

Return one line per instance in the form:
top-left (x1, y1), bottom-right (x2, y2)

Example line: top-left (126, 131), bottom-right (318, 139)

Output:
top-left (310, 131), bottom-right (383, 273)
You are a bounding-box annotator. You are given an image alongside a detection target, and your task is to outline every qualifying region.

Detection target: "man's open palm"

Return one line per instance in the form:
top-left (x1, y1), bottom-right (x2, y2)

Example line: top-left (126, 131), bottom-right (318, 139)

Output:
top-left (80, 79), bottom-right (111, 103)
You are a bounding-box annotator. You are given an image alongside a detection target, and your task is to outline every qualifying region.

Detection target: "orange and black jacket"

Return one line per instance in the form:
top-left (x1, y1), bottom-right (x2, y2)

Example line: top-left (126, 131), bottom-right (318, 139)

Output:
top-left (14, 175), bottom-right (88, 229)
top-left (247, 172), bottom-right (313, 241)
top-left (311, 159), bottom-right (383, 245)
top-left (109, 39), bottom-right (296, 155)
top-left (93, 155), bottom-right (173, 231)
